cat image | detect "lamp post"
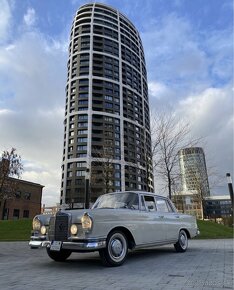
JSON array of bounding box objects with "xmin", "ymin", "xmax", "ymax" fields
[
  {"xmin": 226, "ymin": 173, "xmax": 234, "ymax": 217},
  {"xmin": 84, "ymin": 168, "xmax": 90, "ymax": 209}
]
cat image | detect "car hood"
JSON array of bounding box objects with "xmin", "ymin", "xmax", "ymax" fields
[{"xmin": 62, "ymin": 208, "xmax": 140, "ymax": 224}]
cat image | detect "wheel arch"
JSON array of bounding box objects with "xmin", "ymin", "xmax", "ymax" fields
[
  {"xmin": 108, "ymin": 226, "xmax": 136, "ymax": 250},
  {"xmin": 180, "ymin": 228, "xmax": 191, "ymax": 239}
]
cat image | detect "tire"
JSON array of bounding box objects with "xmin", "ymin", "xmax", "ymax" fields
[
  {"xmin": 174, "ymin": 230, "xmax": 188, "ymax": 253},
  {"xmin": 46, "ymin": 247, "xmax": 72, "ymax": 262},
  {"xmin": 99, "ymin": 230, "xmax": 128, "ymax": 267}
]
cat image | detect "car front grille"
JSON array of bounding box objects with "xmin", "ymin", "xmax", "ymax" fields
[{"xmin": 48, "ymin": 212, "xmax": 69, "ymax": 241}]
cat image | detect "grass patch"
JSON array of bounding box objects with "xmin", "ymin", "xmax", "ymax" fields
[
  {"xmin": 196, "ymin": 220, "xmax": 233, "ymax": 239},
  {"xmin": 0, "ymin": 218, "xmax": 233, "ymax": 241},
  {"xmin": 0, "ymin": 219, "xmax": 32, "ymax": 241}
]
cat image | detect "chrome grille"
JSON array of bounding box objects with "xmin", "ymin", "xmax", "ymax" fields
[
  {"xmin": 48, "ymin": 212, "xmax": 69, "ymax": 241},
  {"xmin": 48, "ymin": 216, "xmax": 55, "ymax": 240}
]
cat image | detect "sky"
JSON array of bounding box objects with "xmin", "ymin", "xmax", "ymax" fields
[{"xmin": 0, "ymin": 0, "xmax": 233, "ymax": 206}]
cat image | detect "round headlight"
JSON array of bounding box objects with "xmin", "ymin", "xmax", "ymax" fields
[
  {"xmin": 70, "ymin": 224, "xmax": 78, "ymax": 235},
  {"xmin": 81, "ymin": 213, "xmax": 92, "ymax": 230},
  {"xmin": 32, "ymin": 218, "xmax": 41, "ymax": 231},
  {"xmin": 40, "ymin": 226, "xmax": 47, "ymax": 235}
]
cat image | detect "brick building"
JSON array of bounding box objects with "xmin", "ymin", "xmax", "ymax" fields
[{"xmin": 0, "ymin": 178, "xmax": 43, "ymax": 220}]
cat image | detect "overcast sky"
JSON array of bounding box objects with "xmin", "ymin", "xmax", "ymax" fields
[{"xmin": 0, "ymin": 0, "xmax": 233, "ymax": 206}]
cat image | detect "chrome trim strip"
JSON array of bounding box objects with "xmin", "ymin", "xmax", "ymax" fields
[
  {"xmin": 134, "ymin": 239, "xmax": 177, "ymax": 249},
  {"xmin": 62, "ymin": 240, "xmax": 106, "ymax": 251}
]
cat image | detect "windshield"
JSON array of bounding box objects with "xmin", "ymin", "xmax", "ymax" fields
[{"xmin": 92, "ymin": 192, "xmax": 139, "ymax": 210}]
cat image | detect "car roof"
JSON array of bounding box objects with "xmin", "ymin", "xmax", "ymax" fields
[{"xmin": 104, "ymin": 191, "xmax": 168, "ymax": 200}]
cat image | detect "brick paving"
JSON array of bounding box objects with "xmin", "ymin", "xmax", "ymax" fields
[{"xmin": 0, "ymin": 239, "xmax": 233, "ymax": 290}]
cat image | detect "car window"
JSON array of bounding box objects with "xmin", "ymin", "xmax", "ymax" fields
[
  {"xmin": 156, "ymin": 197, "xmax": 173, "ymax": 212},
  {"xmin": 144, "ymin": 196, "xmax": 157, "ymax": 212},
  {"xmin": 92, "ymin": 192, "xmax": 139, "ymax": 210}
]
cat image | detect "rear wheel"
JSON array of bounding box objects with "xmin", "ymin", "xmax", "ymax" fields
[
  {"xmin": 174, "ymin": 230, "xmax": 188, "ymax": 252},
  {"xmin": 46, "ymin": 247, "xmax": 72, "ymax": 262},
  {"xmin": 99, "ymin": 230, "xmax": 128, "ymax": 267}
]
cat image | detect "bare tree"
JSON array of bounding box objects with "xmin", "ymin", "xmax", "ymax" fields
[
  {"xmin": 0, "ymin": 148, "xmax": 23, "ymax": 219},
  {"xmin": 91, "ymin": 145, "xmax": 115, "ymax": 195},
  {"xmin": 151, "ymin": 110, "xmax": 200, "ymax": 199}
]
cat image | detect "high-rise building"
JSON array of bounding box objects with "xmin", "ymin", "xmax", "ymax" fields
[
  {"xmin": 178, "ymin": 147, "xmax": 210, "ymax": 197},
  {"xmin": 60, "ymin": 3, "xmax": 154, "ymax": 207}
]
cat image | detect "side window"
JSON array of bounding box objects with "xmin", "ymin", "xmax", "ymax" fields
[
  {"xmin": 144, "ymin": 196, "xmax": 156, "ymax": 212},
  {"xmin": 156, "ymin": 198, "xmax": 173, "ymax": 212}
]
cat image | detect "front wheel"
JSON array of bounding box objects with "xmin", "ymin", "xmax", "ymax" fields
[
  {"xmin": 46, "ymin": 247, "xmax": 72, "ymax": 262},
  {"xmin": 174, "ymin": 230, "xmax": 188, "ymax": 252},
  {"xmin": 99, "ymin": 230, "xmax": 128, "ymax": 267}
]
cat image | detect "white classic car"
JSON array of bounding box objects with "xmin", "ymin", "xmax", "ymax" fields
[{"xmin": 29, "ymin": 191, "xmax": 199, "ymax": 266}]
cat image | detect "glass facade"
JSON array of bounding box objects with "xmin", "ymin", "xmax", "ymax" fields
[{"xmin": 179, "ymin": 147, "xmax": 210, "ymax": 197}]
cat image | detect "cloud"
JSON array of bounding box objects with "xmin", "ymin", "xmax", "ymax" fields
[
  {"xmin": 0, "ymin": 0, "xmax": 11, "ymax": 43},
  {"xmin": 178, "ymin": 86, "xmax": 233, "ymax": 137},
  {"xmin": 176, "ymin": 85, "xmax": 233, "ymax": 192},
  {"xmin": 0, "ymin": 6, "xmax": 68, "ymax": 206},
  {"xmin": 150, "ymin": 83, "xmax": 233, "ymax": 195},
  {"xmin": 148, "ymin": 82, "xmax": 169, "ymax": 100},
  {"xmin": 0, "ymin": 1, "xmax": 232, "ymax": 203},
  {"xmin": 142, "ymin": 12, "xmax": 231, "ymax": 98},
  {"xmin": 23, "ymin": 8, "xmax": 36, "ymax": 27},
  {"xmin": 205, "ymin": 29, "xmax": 233, "ymax": 83}
]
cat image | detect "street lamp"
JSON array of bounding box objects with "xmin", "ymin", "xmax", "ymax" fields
[
  {"xmin": 226, "ymin": 173, "xmax": 234, "ymax": 217},
  {"xmin": 84, "ymin": 168, "xmax": 90, "ymax": 209}
]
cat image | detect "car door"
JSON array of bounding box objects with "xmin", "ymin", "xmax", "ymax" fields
[
  {"xmin": 136, "ymin": 195, "xmax": 166, "ymax": 245},
  {"xmin": 155, "ymin": 197, "xmax": 180, "ymax": 241}
]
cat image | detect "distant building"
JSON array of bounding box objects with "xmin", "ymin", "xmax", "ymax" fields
[
  {"xmin": 0, "ymin": 178, "xmax": 43, "ymax": 220},
  {"xmin": 204, "ymin": 195, "xmax": 232, "ymax": 219},
  {"xmin": 172, "ymin": 192, "xmax": 203, "ymax": 219},
  {"xmin": 178, "ymin": 147, "xmax": 210, "ymax": 197},
  {"xmin": 60, "ymin": 3, "xmax": 154, "ymax": 208},
  {"xmin": 172, "ymin": 193, "xmax": 232, "ymax": 220},
  {"xmin": 41, "ymin": 204, "xmax": 60, "ymax": 215}
]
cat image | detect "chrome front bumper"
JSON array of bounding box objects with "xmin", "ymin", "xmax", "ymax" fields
[
  {"xmin": 29, "ymin": 235, "xmax": 47, "ymax": 248},
  {"xmin": 29, "ymin": 239, "xmax": 106, "ymax": 251}
]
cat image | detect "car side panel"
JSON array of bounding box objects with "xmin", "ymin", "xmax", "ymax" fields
[{"xmin": 84, "ymin": 209, "xmax": 166, "ymax": 245}]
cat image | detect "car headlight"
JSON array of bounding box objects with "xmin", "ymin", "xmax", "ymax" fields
[
  {"xmin": 81, "ymin": 213, "xmax": 92, "ymax": 231},
  {"xmin": 32, "ymin": 217, "xmax": 41, "ymax": 231},
  {"xmin": 70, "ymin": 224, "xmax": 78, "ymax": 235},
  {"xmin": 40, "ymin": 226, "xmax": 47, "ymax": 235}
]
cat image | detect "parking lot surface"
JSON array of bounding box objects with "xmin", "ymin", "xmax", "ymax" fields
[{"xmin": 0, "ymin": 239, "xmax": 233, "ymax": 290}]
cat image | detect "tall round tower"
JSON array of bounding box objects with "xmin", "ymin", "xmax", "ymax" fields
[{"xmin": 60, "ymin": 3, "xmax": 154, "ymax": 207}]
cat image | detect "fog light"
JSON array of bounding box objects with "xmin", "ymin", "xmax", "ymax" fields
[
  {"xmin": 40, "ymin": 226, "xmax": 46, "ymax": 235},
  {"xmin": 70, "ymin": 224, "xmax": 78, "ymax": 235}
]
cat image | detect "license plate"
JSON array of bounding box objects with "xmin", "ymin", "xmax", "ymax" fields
[{"xmin": 50, "ymin": 241, "xmax": 62, "ymax": 251}]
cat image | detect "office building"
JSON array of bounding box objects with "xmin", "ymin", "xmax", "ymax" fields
[{"xmin": 178, "ymin": 147, "xmax": 210, "ymax": 197}]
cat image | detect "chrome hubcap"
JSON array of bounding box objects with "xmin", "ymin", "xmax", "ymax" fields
[
  {"xmin": 180, "ymin": 233, "xmax": 187, "ymax": 249},
  {"xmin": 108, "ymin": 233, "xmax": 127, "ymax": 262},
  {"xmin": 111, "ymin": 239, "xmax": 123, "ymax": 257}
]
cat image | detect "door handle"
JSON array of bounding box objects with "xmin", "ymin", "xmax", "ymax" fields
[
  {"xmin": 175, "ymin": 215, "xmax": 180, "ymax": 218},
  {"xmin": 159, "ymin": 215, "xmax": 164, "ymax": 219}
]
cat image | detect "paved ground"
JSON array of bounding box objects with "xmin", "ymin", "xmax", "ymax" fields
[{"xmin": 0, "ymin": 239, "xmax": 233, "ymax": 290}]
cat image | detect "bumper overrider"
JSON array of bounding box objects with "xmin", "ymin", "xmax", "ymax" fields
[{"xmin": 29, "ymin": 237, "xmax": 106, "ymax": 251}]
